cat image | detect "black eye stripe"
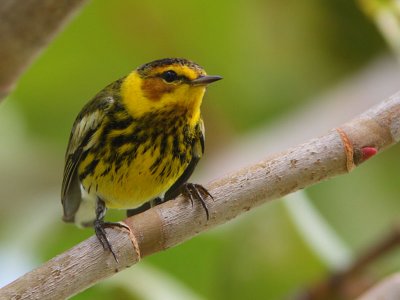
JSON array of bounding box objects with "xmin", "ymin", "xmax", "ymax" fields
[{"xmin": 159, "ymin": 70, "xmax": 190, "ymax": 83}]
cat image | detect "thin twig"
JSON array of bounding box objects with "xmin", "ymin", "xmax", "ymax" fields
[
  {"xmin": 1, "ymin": 92, "xmax": 400, "ymax": 299},
  {"xmin": 358, "ymin": 273, "xmax": 400, "ymax": 300},
  {"xmin": 296, "ymin": 224, "xmax": 400, "ymax": 300}
]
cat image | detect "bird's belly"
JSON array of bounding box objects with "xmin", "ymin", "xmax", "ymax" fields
[{"xmin": 80, "ymin": 149, "xmax": 189, "ymax": 209}]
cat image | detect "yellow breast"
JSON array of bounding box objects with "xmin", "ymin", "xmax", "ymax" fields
[
  {"xmin": 85, "ymin": 147, "xmax": 190, "ymax": 209},
  {"xmin": 78, "ymin": 110, "xmax": 195, "ymax": 209}
]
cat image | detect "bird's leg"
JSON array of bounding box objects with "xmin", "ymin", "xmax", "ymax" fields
[
  {"xmin": 150, "ymin": 197, "xmax": 163, "ymax": 207},
  {"xmin": 126, "ymin": 202, "xmax": 152, "ymax": 217},
  {"xmin": 126, "ymin": 197, "xmax": 163, "ymax": 218},
  {"xmin": 182, "ymin": 183, "xmax": 213, "ymax": 220},
  {"xmin": 94, "ymin": 198, "xmax": 130, "ymax": 263}
]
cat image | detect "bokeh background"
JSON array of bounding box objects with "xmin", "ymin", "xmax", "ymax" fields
[{"xmin": 1, "ymin": 1, "xmax": 400, "ymax": 299}]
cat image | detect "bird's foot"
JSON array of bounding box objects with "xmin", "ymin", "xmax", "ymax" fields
[
  {"xmin": 182, "ymin": 183, "xmax": 213, "ymax": 220},
  {"xmin": 94, "ymin": 220, "xmax": 130, "ymax": 263}
]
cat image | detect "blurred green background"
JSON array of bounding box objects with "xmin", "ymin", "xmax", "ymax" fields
[{"xmin": 2, "ymin": 0, "xmax": 400, "ymax": 299}]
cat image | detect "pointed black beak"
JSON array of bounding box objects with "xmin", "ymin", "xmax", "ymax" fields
[{"xmin": 191, "ymin": 75, "xmax": 223, "ymax": 86}]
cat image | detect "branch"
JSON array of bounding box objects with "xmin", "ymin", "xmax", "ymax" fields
[
  {"xmin": 1, "ymin": 92, "xmax": 400, "ymax": 299},
  {"xmin": 0, "ymin": 0, "xmax": 88, "ymax": 101},
  {"xmin": 297, "ymin": 224, "xmax": 400, "ymax": 299},
  {"xmin": 358, "ymin": 273, "xmax": 400, "ymax": 300}
]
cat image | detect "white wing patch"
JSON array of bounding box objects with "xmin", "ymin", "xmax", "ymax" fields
[{"xmin": 74, "ymin": 184, "xmax": 97, "ymax": 227}]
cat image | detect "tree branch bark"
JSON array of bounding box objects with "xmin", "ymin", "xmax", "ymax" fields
[
  {"xmin": 1, "ymin": 92, "xmax": 400, "ymax": 299},
  {"xmin": 358, "ymin": 273, "xmax": 400, "ymax": 300},
  {"xmin": 0, "ymin": 0, "xmax": 88, "ymax": 101}
]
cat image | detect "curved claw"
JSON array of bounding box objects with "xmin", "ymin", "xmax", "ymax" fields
[
  {"xmin": 94, "ymin": 199, "xmax": 128, "ymax": 263},
  {"xmin": 182, "ymin": 183, "xmax": 212, "ymax": 220},
  {"xmin": 95, "ymin": 221, "xmax": 133, "ymax": 263},
  {"xmin": 195, "ymin": 184, "xmax": 214, "ymax": 201},
  {"xmin": 94, "ymin": 220, "xmax": 119, "ymax": 263}
]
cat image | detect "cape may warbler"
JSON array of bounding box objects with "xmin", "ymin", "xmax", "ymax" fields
[{"xmin": 61, "ymin": 58, "xmax": 221, "ymax": 259}]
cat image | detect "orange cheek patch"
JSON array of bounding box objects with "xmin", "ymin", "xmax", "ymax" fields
[{"xmin": 141, "ymin": 78, "xmax": 175, "ymax": 101}]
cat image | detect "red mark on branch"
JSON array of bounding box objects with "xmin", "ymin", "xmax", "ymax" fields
[{"xmin": 361, "ymin": 147, "xmax": 378, "ymax": 161}]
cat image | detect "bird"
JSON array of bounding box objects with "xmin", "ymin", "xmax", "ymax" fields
[{"xmin": 61, "ymin": 58, "xmax": 222, "ymax": 260}]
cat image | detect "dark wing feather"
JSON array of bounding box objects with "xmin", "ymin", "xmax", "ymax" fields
[{"xmin": 61, "ymin": 96, "xmax": 113, "ymax": 222}]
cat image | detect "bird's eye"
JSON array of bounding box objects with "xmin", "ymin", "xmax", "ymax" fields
[{"xmin": 161, "ymin": 70, "xmax": 178, "ymax": 83}]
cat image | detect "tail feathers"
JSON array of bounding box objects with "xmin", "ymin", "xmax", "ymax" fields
[
  {"xmin": 61, "ymin": 172, "xmax": 82, "ymax": 224},
  {"xmin": 62, "ymin": 214, "xmax": 75, "ymax": 223}
]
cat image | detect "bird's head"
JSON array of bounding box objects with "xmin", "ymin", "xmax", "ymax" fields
[{"xmin": 121, "ymin": 58, "xmax": 222, "ymax": 123}]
